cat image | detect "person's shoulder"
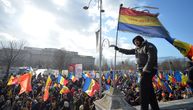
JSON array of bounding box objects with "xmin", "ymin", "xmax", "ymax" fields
[
  {"xmin": 146, "ymin": 41, "xmax": 155, "ymax": 45},
  {"xmin": 145, "ymin": 41, "xmax": 156, "ymax": 48}
]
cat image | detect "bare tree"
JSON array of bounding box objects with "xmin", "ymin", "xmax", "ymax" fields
[
  {"xmin": 53, "ymin": 49, "xmax": 71, "ymax": 73},
  {"xmin": 159, "ymin": 58, "xmax": 187, "ymax": 72},
  {"xmin": 0, "ymin": 41, "xmax": 25, "ymax": 76}
]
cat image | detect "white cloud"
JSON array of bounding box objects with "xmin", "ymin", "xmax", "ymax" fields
[
  {"xmin": 0, "ymin": 32, "xmax": 17, "ymax": 41},
  {"xmin": 0, "ymin": 0, "xmax": 148, "ymax": 63}
]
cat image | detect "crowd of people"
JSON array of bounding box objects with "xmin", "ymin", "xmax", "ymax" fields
[{"xmin": 0, "ymin": 68, "xmax": 192, "ymax": 110}]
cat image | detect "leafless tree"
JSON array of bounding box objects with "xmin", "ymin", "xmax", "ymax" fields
[
  {"xmin": 159, "ymin": 58, "xmax": 187, "ymax": 72},
  {"xmin": 53, "ymin": 49, "xmax": 72, "ymax": 73},
  {"xmin": 0, "ymin": 41, "xmax": 25, "ymax": 76}
]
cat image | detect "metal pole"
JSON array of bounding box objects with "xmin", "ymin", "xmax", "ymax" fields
[
  {"xmin": 114, "ymin": 4, "xmax": 123, "ymax": 71},
  {"xmin": 99, "ymin": 0, "xmax": 102, "ymax": 97}
]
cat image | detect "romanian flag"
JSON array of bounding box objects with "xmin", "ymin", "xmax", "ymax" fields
[
  {"xmin": 118, "ymin": 7, "xmax": 169, "ymax": 38},
  {"xmin": 69, "ymin": 74, "xmax": 77, "ymax": 82},
  {"xmin": 174, "ymin": 71, "xmax": 182, "ymax": 82},
  {"xmin": 164, "ymin": 73, "xmax": 169, "ymax": 81},
  {"xmin": 181, "ymin": 73, "xmax": 188, "ymax": 86},
  {"xmin": 83, "ymin": 78, "xmax": 100, "ymax": 97},
  {"xmin": 82, "ymin": 72, "xmax": 91, "ymax": 79},
  {"xmin": 60, "ymin": 86, "xmax": 70, "ymax": 94},
  {"xmin": 7, "ymin": 75, "xmax": 18, "ymax": 85},
  {"xmin": 18, "ymin": 73, "xmax": 32, "ymax": 95},
  {"xmin": 169, "ymin": 75, "xmax": 176, "ymax": 84},
  {"xmin": 157, "ymin": 78, "xmax": 163, "ymax": 88},
  {"xmin": 43, "ymin": 75, "xmax": 52, "ymax": 101},
  {"xmin": 57, "ymin": 74, "xmax": 68, "ymax": 86},
  {"xmin": 163, "ymin": 81, "xmax": 172, "ymax": 93},
  {"xmin": 118, "ymin": 6, "xmax": 193, "ymax": 61},
  {"xmin": 105, "ymin": 72, "xmax": 111, "ymax": 84},
  {"xmin": 167, "ymin": 38, "xmax": 193, "ymax": 61}
]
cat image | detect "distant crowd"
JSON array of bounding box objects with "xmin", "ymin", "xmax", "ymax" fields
[{"xmin": 0, "ymin": 69, "xmax": 192, "ymax": 110}]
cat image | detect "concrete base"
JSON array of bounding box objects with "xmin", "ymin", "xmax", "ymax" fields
[
  {"xmin": 134, "ymin": 97, "xmax": 193, "ymax": 110},
  {"xmin": 94, "ymin": 87, "xmax": 136, "ymax": 110}
]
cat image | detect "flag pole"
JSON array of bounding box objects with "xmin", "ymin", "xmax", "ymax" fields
[
  {"xmin": 99, "ymin": 0, "xmax": 103, "ymax": 97},
  {"xmin": 114, "ymin": 4, "xmax": 123, "ymax": 87}
]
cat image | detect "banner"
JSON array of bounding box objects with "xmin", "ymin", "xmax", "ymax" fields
[{"xmin": 75, "ymin": 64, "xmax": 83, "ymax": 78}]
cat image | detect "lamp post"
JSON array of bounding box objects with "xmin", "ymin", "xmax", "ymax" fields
[
  {"xmin": 83, "ymin": 0, "xmax": 104, "ymax": 97},
  {"xmin": 98, "ymin": 0, "xmax": 103, "ymax": 97}
]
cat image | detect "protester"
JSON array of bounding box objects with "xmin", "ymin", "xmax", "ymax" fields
[
  {"xmin": 187, "ymin": 61, "xmax": 193, "ymax": 89},
  {"xmin": 0, "ymin": 66, "xmax": 192, "ymax": 110},
  {"xmin": 114, "ymin": 35, "xmax": 160, "ymax": 110}
]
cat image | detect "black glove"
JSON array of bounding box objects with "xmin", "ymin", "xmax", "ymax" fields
[{"xmin": 114, "ymin": 46, "xmax": 119, "ymax": 51}]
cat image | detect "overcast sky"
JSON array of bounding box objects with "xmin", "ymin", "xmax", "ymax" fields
[{"xmin": 0, "ymin": 0, "xmax": 193, "ymax": 63}]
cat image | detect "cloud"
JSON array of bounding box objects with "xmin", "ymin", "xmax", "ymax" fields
[{"xmin": 0, "ymin": 0, "xmax": 148, "ymax": 63}]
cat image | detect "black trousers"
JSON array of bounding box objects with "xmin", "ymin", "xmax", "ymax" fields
[{"xmin": 140, "ymin": 72, "xmax": 160, "ymax": 110}]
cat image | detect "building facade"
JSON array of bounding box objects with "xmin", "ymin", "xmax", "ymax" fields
[{"xmin": 0, "ymin": 47, "xmax": 95, "ymax": 70}]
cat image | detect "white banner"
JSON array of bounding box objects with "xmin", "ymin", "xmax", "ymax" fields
[{"xmin": 75, "ymin": 64, "xmax": 83, "ymax": 78}]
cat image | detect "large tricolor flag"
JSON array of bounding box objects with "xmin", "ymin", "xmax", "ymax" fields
[
  {"xmin": 118, "ymin": 7, "xmax": 170, "ymax": 38},
  {"xmin": 117, "ymin": 6, "xmax": 193, "ymax": 61}
]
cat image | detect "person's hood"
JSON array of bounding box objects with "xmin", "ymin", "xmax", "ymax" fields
[
  {"xmin": 136, "ymin": 40, "xmax": 147, "ymax": 48},
  {"xmin": 132, "ymin": 35, "xmax": 144, "ymax": 45}
]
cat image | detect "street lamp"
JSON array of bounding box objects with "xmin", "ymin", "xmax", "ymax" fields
[
  {"xmin": 101, "ymin": 38, "xmax": 110, "ymax": 48},
  {"xmin": 83, "ymin": 0, "xmax": 104, "ymax": 97}
]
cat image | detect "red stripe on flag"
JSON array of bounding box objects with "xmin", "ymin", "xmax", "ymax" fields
[
  {"xmin": 120, "ymin": 7, "xmax": 157, "ymax": 17},
  {"xmin": 187, "ymin": 45, "xmax": 193, "ymax": 60}
]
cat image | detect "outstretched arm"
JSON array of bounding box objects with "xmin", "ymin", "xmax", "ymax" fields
[
  {"xmin": 118, "ymin": 48, "xmax": 135, "ymax": 55},
  {"xmin": 112, "ymin": 45, "xmax": 135, "ymax": 55}
]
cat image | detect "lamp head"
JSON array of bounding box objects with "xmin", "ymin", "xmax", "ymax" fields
[{"xmin": 83, "ymin": 6, "xmax": 89, "ymax": 10}]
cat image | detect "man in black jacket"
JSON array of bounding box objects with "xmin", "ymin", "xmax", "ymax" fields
[
  {"xmin": 114, "ymin": 35, "xmax": 160, "ymax": 110},
  {"xmin": 187, "ymin": 61, "xmax": 193, "ymax": 90}
]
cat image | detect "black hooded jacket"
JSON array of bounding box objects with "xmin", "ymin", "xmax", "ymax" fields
[{"xmin": 118, "ymin": 40, "xmax": 158, "ymax": 72}]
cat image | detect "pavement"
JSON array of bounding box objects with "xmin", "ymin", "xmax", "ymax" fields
[{"xmin": 134, "ymin": 97, "xmax": 193, "ymax": 110}]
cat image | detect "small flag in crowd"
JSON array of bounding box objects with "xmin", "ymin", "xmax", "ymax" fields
[
  {"xmin": 18, "ymin": 73, "xmax": 32, "ymax": 95},
  {"xmin": 82, "ymin": 72, "xmax": 91, "ymax": 79},
  {"xmin": 69, "ymin": 73, "xmax": 77, "ymax": 82},
  {"xmin": 43, "ymin": 75, "xmax": 52, "ymax": 101},
  {"xmin": 7, "ymin": 75, "xmax": 18, "ymax": 85},
  {"xmin": 60, "ymin": 86, "xmax": 70, "ymax": 94},
  {"xmin": 57, "ymin": 74, "xmax": 68, "ymax": 86},
  {"xmin": 82, "ymin": 78, "xmax": 100, "ymax": 97}
]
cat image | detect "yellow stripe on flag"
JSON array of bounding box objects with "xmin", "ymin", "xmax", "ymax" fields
[
  {"xmin": 119, "ymin": 15, "xmax": 162, "ymax": 26},
  {"xmin": 173, "ymin": 39, "xmax": 192, "ymax": 56}
]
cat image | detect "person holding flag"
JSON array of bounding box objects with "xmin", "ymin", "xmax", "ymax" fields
[
  {"xmin": 113, "ymin": 35, "xmax": 160, "ymax": 110},
  {"xmin": 187, "ymin": 61, "xmax": 193, "ymax": 90}
]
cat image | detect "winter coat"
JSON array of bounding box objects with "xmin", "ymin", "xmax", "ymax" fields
[{"xmin": 118, "ymin": 40, "xmax": 158, "ymax": 72}]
